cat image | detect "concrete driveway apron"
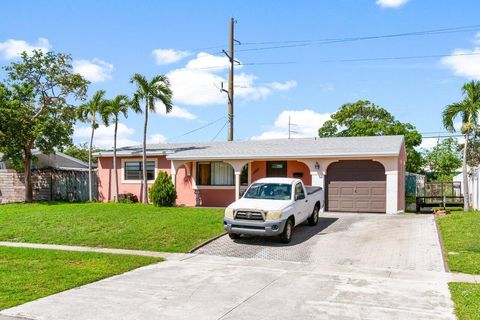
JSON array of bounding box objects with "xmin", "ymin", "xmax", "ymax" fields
[{"xmin": 1, "ymin": 213, "xmax": 455, "ymax": 320}]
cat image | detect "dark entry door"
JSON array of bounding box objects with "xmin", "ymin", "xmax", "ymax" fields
[
  {"xmin": 326, "ymin": 160, "xmax": 386, "ymax": 213},
  {"xmin": 266, "ymin": 161, "xmax": 287, "ymax": 177}
]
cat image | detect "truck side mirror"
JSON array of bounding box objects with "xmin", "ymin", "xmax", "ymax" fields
[{"xmin": 295, "ymin": 194, "xmax": 305, "ymax": 201}]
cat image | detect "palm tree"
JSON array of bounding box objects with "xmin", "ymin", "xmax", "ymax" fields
[
  {"xmin": 130, "ymin": 74, "xmax": 173, "ymax": 204},
  {"xmin": 102, "ymin": 95, "xmax": 139, "ymax": 202},
  {"xmin": 77, "ymin": 90, "xmax": 107, "ymax": 202},
  {"xmin": 443, "ymin": 80, "xmax": 480, "ymax": 211}
]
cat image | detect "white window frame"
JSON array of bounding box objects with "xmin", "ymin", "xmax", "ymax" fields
[{"xmin": 121, "ymin": 158, "xmax": 158, "ymax": 184}]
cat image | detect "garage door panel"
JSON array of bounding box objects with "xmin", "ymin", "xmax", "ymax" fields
[
  {"xmin": 339, "ymin": 200, "xmax": 354, "ymax": 210},
  {"xmin": 326, "ymin": 160, "xmax": 386, "ymax": 213},
  {"xmin": 355, "ymin": 187, "xmax": 370, "ymax": 195},
  {"xmin": 340, "ymin": 187, "xmax": 354, "ymax": 195}
]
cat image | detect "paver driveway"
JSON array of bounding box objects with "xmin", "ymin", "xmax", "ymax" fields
[{"xmin": 1, "ymin": 213, "xmax": 456, "ymax": 320}]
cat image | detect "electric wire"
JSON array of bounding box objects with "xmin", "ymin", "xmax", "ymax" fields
[{"xmin": 169, "ymin": 116, "xmax": 226, "ymax": 141}]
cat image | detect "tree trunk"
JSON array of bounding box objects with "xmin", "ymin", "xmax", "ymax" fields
[
  {"xmin": 142, "ymin": 103, "xmax": 149, "ymax": 204},
  {"xmin": 23, "ymin": 148, "xmax": 33, "ymax": 202},
  {"xmin": 463, "ymin": 134, "xmax": 470, "ymax": 211},
  {"xmin": 88, "ymin": 121, "xmax": 95, "ymax": 202},
  {"xmin": 113, "ymin": 119, "xmax": 119, "ymax": 202}
]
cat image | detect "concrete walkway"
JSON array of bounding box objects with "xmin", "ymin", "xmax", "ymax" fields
[
  {"xmin": 0, "ymin": 241, "xmax": 185, "ymax": 260},
  {"xmin": 0, "ymin": 213, "xmax": 459, "ymax": 319}
]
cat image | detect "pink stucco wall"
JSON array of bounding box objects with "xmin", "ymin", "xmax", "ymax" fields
[
  {"xmin": 98, "ymin": 155, "xmax": 173, "ymax": 203},
  {"xmin": 251, "ymin": 160, "xmax": 311, "ymax": 185},
  {"xmin": 197, "ymin": 188, "xmax": 235, "ymax": 207},
  {"xmin": 397, "ymin": 142, "xmax": 406, "ymax": 211}
]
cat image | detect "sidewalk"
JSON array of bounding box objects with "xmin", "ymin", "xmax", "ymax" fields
[{"xmin": 0, "ymin": 241, "xmax": 190, "ymax": 261}]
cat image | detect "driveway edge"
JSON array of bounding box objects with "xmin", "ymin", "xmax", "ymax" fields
[
  {"xmin": 189, "ymin": 232, "xmax": 227, "ymax": 253},
  {"xmin": 433, "ymin": 216, "xmax": 450, "ymax": 273}
]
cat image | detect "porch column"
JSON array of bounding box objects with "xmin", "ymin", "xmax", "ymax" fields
[
  {"xmin": 235, "ymin": 171, "xmax": 241, "ymax": 201},
  {"xmin": 225, "ymin": 160, "xmax": 250, "ymax": 201},
  {"xmin": 385, "ymin": 171, "xmax": 399, "ymax": 214}
]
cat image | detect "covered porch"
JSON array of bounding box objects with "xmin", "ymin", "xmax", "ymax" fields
[{"xmin": 170, "ymin": 158, "xmax": 324, "ymax": 207}]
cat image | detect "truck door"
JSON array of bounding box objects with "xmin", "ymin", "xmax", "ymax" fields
[{"xmin": 293, "ymin": 182, "xmax": 308, "ymax": 224}]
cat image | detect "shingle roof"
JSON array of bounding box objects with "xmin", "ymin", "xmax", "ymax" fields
[{"xmin": 94, "ymin": 135, "xmax": 404, "ymax": 160}]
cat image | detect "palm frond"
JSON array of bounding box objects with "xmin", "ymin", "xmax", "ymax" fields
[{"xmin": 443, "ymin": 102, "xmax": 466, "ymax": 132}]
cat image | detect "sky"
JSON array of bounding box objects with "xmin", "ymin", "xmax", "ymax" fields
[{"xmin": 0, "ymin": 0, "xmax": 479, "ymax": 150}]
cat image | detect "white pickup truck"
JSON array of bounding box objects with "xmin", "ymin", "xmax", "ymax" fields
[{"xmin": 224, "ymin": 178, "xmax": 324, "ymax": 243}]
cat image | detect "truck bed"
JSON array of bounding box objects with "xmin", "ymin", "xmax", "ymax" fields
[{"xmin": 306, "ymin": 186, "xmax": 323, "ymax": 195}]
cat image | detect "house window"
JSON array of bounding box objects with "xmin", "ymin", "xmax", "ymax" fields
[
  {"xmin": 266, "ymin": 161, "xmax": 287, "ymax": 177},
  {"xmin": 197, "ymin": 162, "xmax": 234, "ymax": 186},
  {"xmin": 124, "ymin": 161, "xmax": 155, "ymax": 180}
]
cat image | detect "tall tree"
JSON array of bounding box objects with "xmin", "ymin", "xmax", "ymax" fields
[
  {"xmin": 102, "ymin": 94, "xmax": 138, "ymax": 202},
  {"xmin": 77, "ymin": 90, "xmax": 107, "ymax": 201},
  {"xmin": 423, "ymin": 137, "xmax": 462, "ymax": 182},
  {"xmin": 0, "ymin": 50, "xmax": 88, "ymax": 202},
  {"xmin": 63, "ymin": 143, "xmax": 104, "ymax": 164},
  {"xmin": 318, "ymin": 100, "xmax": 423, "ymax": 172},
  {"xmin": 130, "ymin": 74, "xmax": 173, "ymax": 204},
  {"xmin": 443, "ymin": 80, "xmax": 480, "ymax": 211}
]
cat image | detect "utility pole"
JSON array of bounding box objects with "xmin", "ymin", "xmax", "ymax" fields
[{"xmin": 223, "ymin": 18, "xmax": 235, "ymax": 141}]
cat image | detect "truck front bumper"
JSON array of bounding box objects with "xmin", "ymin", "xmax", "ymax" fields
[{"xmin": 224, "ymin": 217, "xmax": 287, "ymax": 236}]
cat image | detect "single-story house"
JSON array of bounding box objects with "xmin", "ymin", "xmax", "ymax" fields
[
  {"xmin": 95, "ymin": 135, "xmax": 406, "ymax": 214},
  {"xmin": 0, "ymin": 151, "xmax": 91, "ymax": 203}
]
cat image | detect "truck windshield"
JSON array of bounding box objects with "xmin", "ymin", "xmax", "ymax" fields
[{"xmin": 244, "ymin": 183, "xmax": 292, "ymax": 200}]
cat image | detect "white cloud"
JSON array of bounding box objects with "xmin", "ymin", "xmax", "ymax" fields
[
  {"xmin": 74, "ymin": 123, "xmax": 170, "ymax": 148},
  {"xmin": 156, "ymin": 105, "xmax": 196, "ymax": 120},
  {"xmin": 152, "ymin": 48, "xmax": 190, "ymax": 65},
  {"xmin": 148, "ymin": 133, "xmax": 167, "ymax": 144},
  {"xmin": 319, "ymin": 83, "xmax": 335, "ymax": 92},
  {"xmin": 268, "ymin": 80, "xmax": 298, "ymax": 91},
  {"xmin": 0, "ymin": 38, "xmax": 51, "ymax": 59},
  {"xmin": 74, "ymin": 123, "xmax": 137, "ymax": 149},
  {"xmin": 419, "ymin": 138, "xmax": 439, "ymax": 150},
  {"xmin": 167, "ymin": 52, "xmax": 297, "ymax": 106},
  {"xmin": 376, "ymin": 0, "xmax": 409, "ymax": 8},
  {"xmin": 73, "ymin": 58, "xmax": 114, "ymax": 83},
  {"xmin": 442, "ymin": 47, "xmax": 480, "ymax": 80},
  {"xmin": 252, "ymin": 109, "xmax": 331, "ymax": 140}
]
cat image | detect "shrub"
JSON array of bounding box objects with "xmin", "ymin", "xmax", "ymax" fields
[
  {"xmin": 118, "ymin": 193, "xmax": 138, "ymax": 203},
  {"xmin": 149, "ymin": 171, "xmax": 177, "ymax": 207}
]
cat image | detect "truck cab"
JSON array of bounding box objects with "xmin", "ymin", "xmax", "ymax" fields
[{"xmin": 224, "ymin": 178, "xmax": 324, "ymax": 243}]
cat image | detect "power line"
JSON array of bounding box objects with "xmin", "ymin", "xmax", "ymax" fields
[
  {"xmin": 236, "ymin": 24, "xmax": 480, "ymax": 52},
  {"xmin": 212, "ymin": 120, "xmax": 229, "ymax": 141},
  {"xmin": 169, "ymin": 116, "xmax": 226, "ymax": 141},
  {"xmin": 317, "ymin": 52, "xmax": 480, "ymax": 63}
]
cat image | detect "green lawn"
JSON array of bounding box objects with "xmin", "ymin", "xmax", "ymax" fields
[
  {"xmin": 449, "ymin": 283, "xmax": 480, "ymax": 320},
  {"xmin": 437, "ymin": 211, "xmax": 480, "ymax": 274},
  {"xmin": 0, "ymin": 202, "xmax": 224, "ymax": 253},
  {"xmin": 0, "ymin": 246, "xmax": 162, "ymax": 310}
]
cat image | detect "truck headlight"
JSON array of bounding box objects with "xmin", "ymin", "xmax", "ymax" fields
[
  {"xmin": 225, "ymin": 208, "xmax": 234, "ymax": 219},
  {"xmin": 265, "ymin": 210, "xmax": 282, "ymax": 220}
]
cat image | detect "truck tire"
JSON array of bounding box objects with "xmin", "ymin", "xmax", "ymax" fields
[
  {"xmin": 279, "ymin": 218, "xmax": 293, "ymax": 243},
  {"xmin": 308, "ymin": 205, "xmax": 319, "ymax": 226},
  {"xmin": 228, "ymin": 232, "xmax": 240, "ymax": 240}
]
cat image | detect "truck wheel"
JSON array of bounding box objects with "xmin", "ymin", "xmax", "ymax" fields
[
  {"xmin": 228, "ymin": 233, "xmax": 240, "ymax": 240},
  {"xmin": 308, "ymin": 205, "xmax": 319, "ymax": 226},
  {"xmin": 280, "ymin": 218, "xmax": 293, "ymax": 243}
]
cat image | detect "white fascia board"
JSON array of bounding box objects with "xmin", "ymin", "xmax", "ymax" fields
[{"xmin": 166, "ymin": 152, "xmax": 399, "ymax": 161}]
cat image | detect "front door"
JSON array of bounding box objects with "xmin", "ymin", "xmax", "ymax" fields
[{"xmin": 266, "ymin": 161, "xmax": 287, "ymax": 177}]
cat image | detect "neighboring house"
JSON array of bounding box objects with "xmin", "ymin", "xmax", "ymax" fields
[
  {"xmin": 454, "ymin": 167, "xmax": 480, "ymax": 210},
  {"xmin": 0, "ymin": 151, "xmax": 91, "ymax": 171},
  {"xmin": 95, "ymin": 135, "xmax": 406, "ymax": 214},
  {"xmin": 0, "ymin": 151, "xmax": 92, "ymax": 203}
]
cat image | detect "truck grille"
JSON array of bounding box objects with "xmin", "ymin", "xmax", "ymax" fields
[{"xmin": 235, "ymin": 210, "xmax": 264, "ymax": 221}]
